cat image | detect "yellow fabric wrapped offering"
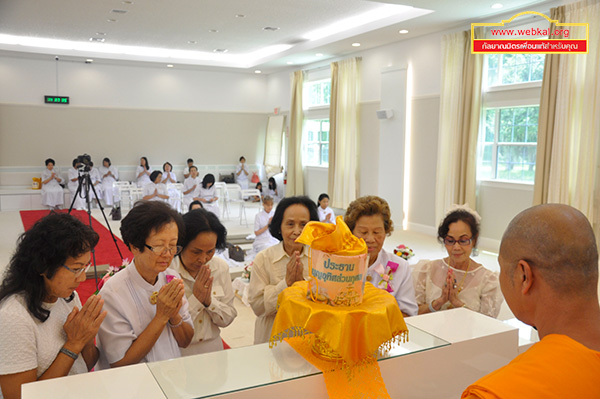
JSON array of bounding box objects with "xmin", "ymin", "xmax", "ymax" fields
[
  {"xmin": 296, "ymin": 216, "xmax": 369, "ymax": 306},
  {"xmin": 296, "ymin": 215, "xmax": 367, "ymax": 256}
]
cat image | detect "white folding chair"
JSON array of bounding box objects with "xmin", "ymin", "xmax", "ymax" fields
[
  {"xmin": 224, "ymin": 184, "xmax": 243, "ymax": 221},
  {"xmin": 113, "ymin": 181, "xmax": 133, "ymax": 209},
  {"xmin": 239, "ymin": 189, "xmax": 263, "ymax": 226},
  {"xmin": 214, "ymin": 182, "xmax": 227, "ymax": 217},
  {"xmin": 129, "ymin": 187, "xmax": 144, "ymax": 206}
]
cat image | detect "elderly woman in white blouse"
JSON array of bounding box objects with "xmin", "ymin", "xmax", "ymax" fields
[
  {"xmin": 413, "ymin": 206, "xmax": 503, "ymax": 318},
  {"xmin": 170, "ymin": 209, "xmax": 237, "ymax": 355}
]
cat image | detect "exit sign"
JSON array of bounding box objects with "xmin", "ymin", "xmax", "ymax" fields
[{"xmin": 45, "ymin": 96, "xmax": 70, "ymax": 105}]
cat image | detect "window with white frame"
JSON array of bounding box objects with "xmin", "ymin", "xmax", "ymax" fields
[
  {"xmin": 302, "ymin": 77, "xmax": 331, "ymax": 167},
  {"xmin": 478, "ymin": 53, "xmax": 545, "ymax": 183}
]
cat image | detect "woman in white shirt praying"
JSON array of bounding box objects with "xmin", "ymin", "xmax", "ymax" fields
[
  {"xmin": 143, "ymin": 171, "xmax": 169, "ymax": 203},
  {"xmin": 98, "ymin": 157, "xmax": 119, "ymax": 207},
  {"xmin": 136, "ymin": 157, "xmax": 152, "ymax": 188},
  {"xmin": 40, "ymin": 158, "xmax": 64, "ymax": 209},
  {"xmin": 235, "ymin": 156, "xmax": 249, "ymax": 190},
  {"xmin": 317, "ymin": 193, "xmax": 335, "ymax": 224},
  {"xmin": 170, "ymin": 209, "xmax": 237, "ymax": 355}
]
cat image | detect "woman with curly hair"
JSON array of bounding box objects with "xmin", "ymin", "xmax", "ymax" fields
[
  {"xmin": 0, "ymin": 213, "xmax": 106, "ymax": 399},
  {"xmin": 344, "ymin": 195, "xmax": 418, "ymax": 317}
]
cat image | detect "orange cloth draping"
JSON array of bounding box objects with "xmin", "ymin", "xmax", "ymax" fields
[
  {"xmin": 462, "ymin": 334, "xmax": 600, "ymax": 399},
  {"xmin": 270, "ymin": 281, "xmax": 408, "ymax": 399}
]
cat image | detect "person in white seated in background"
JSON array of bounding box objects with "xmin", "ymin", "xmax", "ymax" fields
[
  {"xmin": 41, "ymin": 158, "xmax": 64, "ymax": 210},
  {"xmin": 170, "ymin": 209, "xmax": 237, "ymax": 355},
  {"xmin": 182, "ymin": 158, "xmax": 194, "ymax": 180},
  {"xmin": 195, "ymin": 173, "xmax": 219, "ymax": 218},
  {"xmin": 182, "ymin": 166, "xmax": 200, "ymax": 211},
  {"xmin": 143, "ymin": 171, "xmax": 169, "ymax": 203},
  {"xmin": 162, "ymin": 162, "xmax": 181, "ymax": 212},
  {"xmin": 235, "ymin": 156, "xmax": 249, "ymax": 190},
  {"xmin": 87, "ymin": 161, "xmax": 103, "ymax": 205},
  {"xmin": 0, "ymin": 213, "xmax": 106, "ymax": 399},
  {"xmin": 317, "ymin": 193, "xmax": 335, "ymax": 224},
  {"xmin": 267, "ymin": 177, "xmax": 279, "ymax": 202},
  {"xmin": 136, "ymin": 156, "xmax": 152, "ymax": 187},
  {"xmin": 253, "ymin": 196, "xmax": 279, "ymax": 254},
  {"xmin": 344, "ymin": 195, "xmax": 418, "ymax": 317},
  {"xmin": 413, "ymin": 206, "xmax": 503, "ymax": 318},
  {"xmin": 67, "ymin": 159, "xmax": 86, "ymax": 211},
  {"xmin": 98, "ymin": 157, "xmax": 119, "ymax": 209}
]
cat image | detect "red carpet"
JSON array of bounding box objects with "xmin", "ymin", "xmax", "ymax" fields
[
  {"xmin": 20, "ymin": 209, "xmax": 132, "ymax": 268},
  {"xmin": 20, "ymin": 210, "xmax": 133, "ymax": 303}
]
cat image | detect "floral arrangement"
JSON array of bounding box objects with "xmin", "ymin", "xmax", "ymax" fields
[
  {"xmin": 378, "ymin": 261, "xmax": 399, "ymax": 293},
  {"xmin": 393, "ymin": 244, "xmax": 414, "ymax": 260},
  {"xmin": 95, "ymin": 259, "xmax": 130, "ymax": 294},
  {"xmin": 241, "ymin": 263, "xmax": 253, "ymax": 280}
]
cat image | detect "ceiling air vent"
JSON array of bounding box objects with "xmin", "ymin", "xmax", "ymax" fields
[{"xmin": 111, "ymin": 9, "xmax": 127, "ymax": 14}]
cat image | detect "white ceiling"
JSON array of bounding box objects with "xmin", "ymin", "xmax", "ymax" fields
[{"xmin": 0, "ymin": 0, "xmax": 556, "ymax": 73}]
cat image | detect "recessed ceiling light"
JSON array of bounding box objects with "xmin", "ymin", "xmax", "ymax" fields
[
  {"xmin": 85, "ymin": 59, "xmax": 94, "ymax": 63},
  {"xmin": 399, "ymin": 29, "xmax": 409, "ymax": 34},
  {"xmin": 89, "ymin": 37, "xmax": 105, "ymax": 42},
  {"xmin": 263, "ymin": 27, "xmax": 280, "ymax": 31},
  {"xmin": 254, "ymin": 70, "xmax": 262, "ymax": 74},
  {"xmin": 208, "ymin": 29, "xmax": 219, "ymax": 33},
  {"xmin": 286, "ymin": 61, "xmax": 294, "ymax": 65},
  {"xmin": 107, "ymin": 19, "xmax": 117, "ymax": 22},
  {"xmin": 351, "ymin": 42, "xmax": 361, "ymax": 47},
  {"xmin": 491, "ymin": 3, "xmax": 503, "ymax": 9},
  {"xmin": 111, "ymin": 9, "xmax": 127, "ymax": 14},
  {"xmin": 187, "ymin": 40, "xmax": 197, "ymax": 44},
  {"xmin": 167, "ymin": 64, "xmax": 174, "ymax": 68},
  {"xmin": 213, "ymin": 48, "xmax": 228, "ymax": 53},
  {"xmin": 235, "ymin": 14, "xmax": 246, "ymax": 18},
  {"xmin": 122, "ymin": 1, "xmax": 134, "ymax": 4},
  {"xmin": 96, "ymin": 32, "xmax": 106, "ymax": 36},
  {"xmin": 315, "ymin": 53, "xmax": 323, "ymax": 57}
]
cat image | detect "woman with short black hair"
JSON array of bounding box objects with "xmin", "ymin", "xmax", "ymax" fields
[
  {"xmin": 41, "ymin": 158, "xmax": 64, "ymax": 209},
  {"xmin": 0, "ymin": 213, "xmax": 106, "ymax": 398},
  {"xmin": 248, "ymin": 196, "xmax": 319, "ymax": 344},
  {"xmin": 170, "ymin": 209, "xmax": 237, "ymax": 355},
  {"xmin": 98, "ymin": 157, "xmax": 119, "ymax": 208},
  {"xmin": 143, "ymin": 171, "xmax": 169, "ymax": 203},
  {"xmin": 196, "ymin": 173, "xmax": 219, "ymax": 218},
  {"xmin": 97, "ymin": 201, "xmax": 193, "ymax": 369}
]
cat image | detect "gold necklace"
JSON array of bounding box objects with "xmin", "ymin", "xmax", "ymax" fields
[{"xmin": 455, "ymin": 260, "xmax": 471, "ymax": 293}]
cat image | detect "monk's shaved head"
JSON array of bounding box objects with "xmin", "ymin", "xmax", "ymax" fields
[{"xmin": 500, "ymin": 204, "xmax": 598, "ymax": 296}]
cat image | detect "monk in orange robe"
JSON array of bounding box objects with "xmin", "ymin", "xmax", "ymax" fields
[{"xmin": 462, "ymin": 204, "xmax": 600, "ymax": 399}]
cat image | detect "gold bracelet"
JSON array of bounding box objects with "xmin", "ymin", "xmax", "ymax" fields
[{"xmin": 168, "ymin": 318, "xmax": 183, "ymax": 328}]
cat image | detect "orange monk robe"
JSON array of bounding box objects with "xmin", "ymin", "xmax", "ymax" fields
[{"xmin": 462, "ymin": 334, "xmax": 600, "ymax": 399}]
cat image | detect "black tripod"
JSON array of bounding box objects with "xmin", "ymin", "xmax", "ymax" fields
[{"xmin": 68, "ymin": 169, "xmax": 124, "ymax": 289}]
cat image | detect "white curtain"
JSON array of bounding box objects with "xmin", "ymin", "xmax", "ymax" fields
[
  {"xmin": 287, "ymin": 70, "xmax": 305, "ymax": 196},
  {"xmin": 328, "ymin": 57, "xmax": 361, "ymax": 209},
  {"xmin": 546, "ymin": 0, "xmax": 600, "ymax": 244},
  {"xmin": 435, "ymin": 29, "xmax": 484, "ymax": 223},
  {"xmin": 263, "ymin": 115, "xmax": 285, "ymax": 177}
]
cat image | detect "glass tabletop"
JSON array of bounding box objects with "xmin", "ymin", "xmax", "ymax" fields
[{"xmin": 147, "ymin": 324, "xmax": 449, "ymax": 399}]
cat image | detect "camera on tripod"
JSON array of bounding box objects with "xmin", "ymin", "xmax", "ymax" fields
[{"xmin": 77, "ymin": 154, "xmax": 92, "ymax": 173}]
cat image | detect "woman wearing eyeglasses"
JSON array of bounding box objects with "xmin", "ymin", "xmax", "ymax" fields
[
  {"xmin": 0, "ymin": 213, "xmax": 106, "ymax": 399},
  {"xmin": 96, "ymin": 201, "xmax": 193, "ymax": 369},
  {"xmin": 413, "ymin": 206, "xmax": 503, "ymax": 317}
]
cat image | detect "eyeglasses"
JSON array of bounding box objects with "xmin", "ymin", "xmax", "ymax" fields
[
  {"xmin": 144, "ymin": 244, "xmax": 183, "ymax": 256},
  {"xmin": 443, "ymin": 237, "xmax": 472, "ymax": 246},
  {"xmin": 62, "ymin": 261, "xmax": 92, "ymax": 277}
]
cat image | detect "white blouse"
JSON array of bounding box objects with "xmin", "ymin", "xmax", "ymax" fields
[
  {"xmin": 0, "ymin": 293, "xmax": 88, "ymax": 378},
  {"xmin": 143, "ymin": 182, "xmax": 168, "ymax": 202},
  {"xmin": 366, "ymin": 249, "xmax": 418, "ymax": 316},
  {"xmin": 413, "ymin": 258, "xmax": 503, "ymax": 318},
  {"xmin": 96, "ymin": 261, "xmax": 193, "ymax": 369},
  {"xmin": 170, "ymin": 256, "xmax": 237, "ymax": 355},
  {"xmin": 318, "ymin": 206, "xmax": 335, "ymax": 224}
]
